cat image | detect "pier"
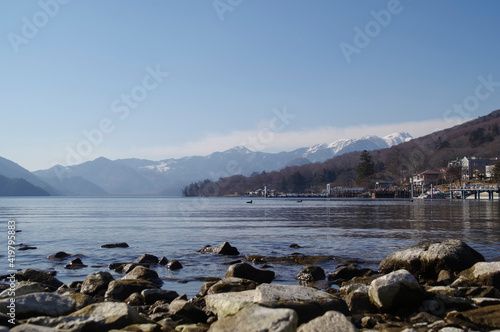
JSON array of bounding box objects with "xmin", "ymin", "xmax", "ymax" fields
[{"xmin": 449, "ymin": 185, "xmax": 500, "ymax": 200}]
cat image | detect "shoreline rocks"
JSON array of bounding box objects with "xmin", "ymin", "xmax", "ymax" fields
[{"xmin": 2, "ymin": 239, "xmax": 500, "ymax": 331}]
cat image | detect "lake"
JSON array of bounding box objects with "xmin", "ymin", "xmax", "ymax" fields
[{"xmin": 1, "ymin": 197, "xmax": 499, "ymax": 297}]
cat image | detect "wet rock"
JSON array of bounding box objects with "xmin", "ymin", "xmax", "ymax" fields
[
  {"xmin": 64, "ymin": 258, "xmax": 88, "ymax": 269},
  {"xmin": 133, "ymin": 254, "xmax": 159, "ymax": 265},
  {"xmin": 123, "ymin": 266, "xmax": 163, "ymax": 286},
  {"xmin": 198, "ymin": 281, "xmax": 219, "ymax": 297},
  {"xmin": 47, "ymin": 251, "xmax": 71, "ymax": 260},
  {"xmin": 69, "ymin": 302, "xmax": 153, "ymax": 330},
  {"xmin": 26, "ymin": 314, "xmax": 106, "ymax": 331},
  {"xmin": 459, "ymin": 261, "xmax": 500, "ymax": 289},
  {"xmin": 158, "ymin": 256, "xmax": 169, "ymax": 265},
  {"xmin": 105, "ymin": 279, "xmax": 159, "ymax": 302},
  {"xmin": 81, "ymin": 271, "xmax": 115, "ymax": 296},
  {"xmin": 167, "ymin": 259, "xmax": 183, "ymax": 270},
  {"xmin": 254, "ymin": 283, "xmax": 349, "ymax": 324},
  {"xmin": 207, "ymin": 277, "xmax": 257, "ymax": 295},
  {"xmin": 169, "ymin": 299, "xmax": 207, "ymax": 323},
  {"xmin": 445, "ymin": 303, "xmax": 500, "ymax": 330},
  {"xmin": 225, "ymin": 262, "xmax": 275, "ymax": 284},
  {"xmin": 14, "ymin": 269, "xmax": 64, "ymax": 292},
  {"xmin": 115, "ymin": 263, "xmax": 143, "ymax": 274},
  {"xmin": 378, "ymin": 240, "xmax": 484, "ymax": 280},
  {"xmin": 345, "ymin": 290, "xmax": 378, "ymax": 314},
  {"xmin": 208, "ymin": 304, "xmax": 297, "ymax": 332},
  {"xmin": 368, "ymin": 269, "xmax": 423, "ymax": 312},
  {"xmin": 199, "ymin": 242, "xmax": 239, "ymax": 255},
  {"xmin": 125, "ymin": 292, "xmax": 145, "ymax": 306},
  {"xmin": 101, "ymin": 242, "xmax": 129, "ymax": 248},
  {"xmin": 327, "ymin": 265, "xmax": 373, "ymax": 283},
  {"xmin": 297, "ymin": 310, "xmax": 358, "ymax": 332},
  {"xmin": 296, "ymin": 265, "xmax": 325, "ymax": 284},
  {"xmin": 205, "ymin": 290, "xmax": 256, "ymax": 318},
  {"xmin": 0, "ymin": 281, "xmax": 48, "ymax": 299},
  {"xmin": 66, "ymin": 293, "xmax": 96, "ymax": 310},
  {"xmin": 289, "ymin": 243, "xmax": 301, "ymax": 248},
  {"xmin": 18, "ymin": 245, "xmax": 37, "ymax": 250},
  {"xmin": 0, "ymin": 292, "xmax": 76, "ymax": 319},
  {"xmin": 141, "ymin": 289, "xmax": 179, "ymax": 304}
]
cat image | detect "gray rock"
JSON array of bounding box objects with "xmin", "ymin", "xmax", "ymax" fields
[
  {"xmin": 14, "ymin": 269, "xmax": 64, "ymax": 292},
  {"xmin": 199, "ymin": 242, "xmax": 239, "ymax": 255},
  {"xmin": 378, "ymin": 240, "xmax": 484, "ymax": 280},
  {"xmin": 133, "ymin": 254, "xmax": 159, "ymax": 265},
  {"xmin": 81, "ymin": 271, "xmax": 115, "ymax": 296},
  {"xmin": 66, "ymin": 293, "xmax": 96, "ymax": 310},
  {"xmin": 459, "ymin": 261, "xmax": 500, "ymax": 289},
  {"xmin": 167, "ymin": 259, "xmax": 183, "ymax": 270},
  {"xmin": 207, "ymin": 277, "xmax": 256, "ymax": 295},
  {"xmin": 254, "ymin": 284, "xmax": 348, "ymax": 324},
  {"xmin": 27, "ymin": 314, "xmax": 106, "ymax": 331},
  {"xmin": 169, "ymin": 299, "xmax": 207, "ymax": 323},
  {"xmin": 225, "ymin": 263, "xmax": 275, "ymax": 283},
  {"xmin": 10, "ymin": 325, "xmax": 62, "ymax": 332},
  {"xmin": 0, "ymin": 281, "xmax": 48, "ymax": 299},
  {"xmin": 368, "ymin": 269, "xmax": 423, "ymax": 312},
  {"xmin": 205, "ymin": 290, "xmax": 256, "ymax": 318},
  {"xmin": 208, "ymin": 304, "xmax": 297, "ymax": 332},
  {"xmin": 123, "ymin": 266, "xmax": 163, "ymax": 286},
  {"xmin": 47, "ymin": 251, "xmax": 71, "ymax": 260},
  {"xmin": 158, "ymin": 256, "xmax": 169, "ymax": 265},
  {"xmin": 0, "ymin": 292, "xmax": 76, "ymax": 319},
  {"xmin": 141, "ymin": 288, "xmax": 179, "ymax": 304},
  {"xmin": 105, "ymin": 279, "xmax": 159, "ymax": 302},
  {"xmin": 297, "ymin": 310, "xmax": 358, "ymax": 332},
  {"xmin": 100, "ymin": 242, "xmax": 129, "ymax": 248},
  {"xmin": 69, "ymin": 302, "xmax": 153, "ymax": 330}
]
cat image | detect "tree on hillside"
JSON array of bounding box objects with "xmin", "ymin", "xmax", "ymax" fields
[
  {"xmin": 355, "ymin": 150, "xmax": 374, "ymax": 185},
  {"xmin": 492, "ymin": 162, "xmax": 500, "ymax": 183}
]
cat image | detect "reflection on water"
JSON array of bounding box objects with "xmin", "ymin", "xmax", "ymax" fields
[{"xmin": 0, "ymin": 197, "xmax": 499, "ymax": 297}]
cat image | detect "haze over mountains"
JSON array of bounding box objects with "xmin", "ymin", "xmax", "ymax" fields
[{"xmin": 0, "ymin": 132, "xmax": 411, "ymax": 196}]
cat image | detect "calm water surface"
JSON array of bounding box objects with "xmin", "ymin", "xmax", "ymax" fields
[{"xmin": 1, "ymin": 197, "xmax": 499, "ymax": 297}]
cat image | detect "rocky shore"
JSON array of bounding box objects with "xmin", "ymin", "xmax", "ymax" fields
[{"xmin": 1, "ymin": 239, "xmax": 500, "ymax": 331}]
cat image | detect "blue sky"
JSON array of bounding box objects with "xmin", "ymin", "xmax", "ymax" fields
[{"xmin": 1, "ymin": 1, "xmax": 500, "ymax": 171}]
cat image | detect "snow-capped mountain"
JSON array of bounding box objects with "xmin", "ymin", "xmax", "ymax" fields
[{"xmin": 34, "ymin": 132, "xmax": 412, "ymax": 196}]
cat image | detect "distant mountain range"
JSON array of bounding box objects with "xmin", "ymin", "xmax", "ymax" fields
[{"xmin": 29, "ymin": 132, "xmax": 412, "ymax": 196}]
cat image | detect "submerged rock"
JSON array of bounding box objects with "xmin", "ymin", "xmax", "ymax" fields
[
  {"xmin": 167, "ymin": 259, "xmax": 183, "ymax": 270},
  {"xmin": 199, "ymin": 242, "xmax": 240, "ymax": 255},
  {"xmin": 47, "ymin": 252, "xmax": 71, "ymax": 260},
  {"xmin": 378, "ymin": 240, "xmax": 485, "ymax": 280},
  {"xmin": 133, "ymin": 254, "xmax": 159, "ymax": 265},
  {"xmin": 64, "ymin": 258, "xmax": 88, "ymax": 269},
  {"xmin": 296, "ymin": 265, "xmax": 326, "ymax": 285},
  {"xmin": 100, "ymin": 242, "xmax": 129, "ymax": 249},
  {"xmin": 225, "ymin": 263, "xmax": 274, "ymax": 284}
]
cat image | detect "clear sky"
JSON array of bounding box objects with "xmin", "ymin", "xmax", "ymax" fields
[{"xmin": 1, "ymin": 1, "xmax": 500, "ymax": 171}]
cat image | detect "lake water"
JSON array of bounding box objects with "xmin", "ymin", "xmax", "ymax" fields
[{"xmin": 1, "ymin": 197, "xmax": 499, "ymax": 298}]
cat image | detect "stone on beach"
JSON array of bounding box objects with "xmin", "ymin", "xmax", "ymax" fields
[
  {"xmin": 459, "ymin": 261, "xmax": 500, "ymax": 289},
  {"xmin": 207, "ymin": 304, "xmax": 297, "ymax": 332},
  {"xmin": 378, "ymin": 239, "xmax": 485, "ymax": 280},
  {"xmin": 141, "ymin": 289, "xmax": 179, "ymax": 304},
  {"xmin": 295, "ymin": 265, "xmax": 326, "ymax": 284},
  {"xmin": 80, "ymin": 271, "xmax": 115, "ymax": 296},
  {"xmin": 15, "ymin": 269, "xmax": 64, "ymax": 292},
  {"xmin": 207, "ymin": 277, "xmax": 257, "ymax": 295},
  {"xmin": 0, "ymin": 292, "xmax": 76, "ymax": 319},
  {"xmin": 205, "ymin": 290, "xmax": 256, "ymax": 318},
  {"xmin": 105, "ymin": 279, "xmax": 159, "ymax": 302},
  {"xmin": 297, "ymin": 310, "xmax": 358, "ymax": 332},
  {"xmin": 0, "ymin": 281, "xmax": 48, "ymax": 299},
  {"xmin": 47, "ymin": 251, "xmax": 71, "ymax": 260},
  {"xmin": 123, "ymin": 265, "xmax": 163, "ymax": 286},
  {"xmin": 133, "ymin": 254, "xmax": 159, "ymax": 265},
  {"xmin": 225, "ymin": 262, "xmax": 275, "ymax": 283},
  {"xmin": 167, "ymin": 259, "xmax": 183, "ymax": 270},
  {"xmin": 254, "ymin": 284, "xmax": 349, "ymax": 324},
  {"xmin": 368, "ymin": 269, "xmax": 423, "ymax": 312}
]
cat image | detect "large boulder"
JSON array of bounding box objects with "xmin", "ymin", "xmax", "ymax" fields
[
  {"xmin": 81, "ymin": 271, "xmax": 115, "ymax": 296},
  {"xmin": 0, "ymin": 281, "xmax": 47, "ymax": 299},
  {"xmin": 26, "ymin": 314, "xmax": 106, "ymax": 331},
  {"xmin": 208, "ymin": 304, "xmax": 297, "ymax": 332},
  {"xmin": 459, "ymin": 261, "xmax": 500, "ymax": 289},
  {"xmin": 254, "ymin": 284, "xmax": 348, "ymax": 324},
  {"xmin": 368, "ymin": 269, "xmax": 423, "ymax": 312},
  {"xmin": 297, "ymin": 310, "xmax": 358, "ymax": 332},
  {"xmin": 0, "ymin": 293, "xmax": 76, "ymax": 319},
  {"xmin": 225, "ymin": 263, "xmax": 275, "ymax": 283},
  {"xmin": 378, "ymin": 240, "xmax": 485, "ymax": 279},
  {"xmin": 105, "ymin": 279, "xmax": 159, "ymax": 302}
]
